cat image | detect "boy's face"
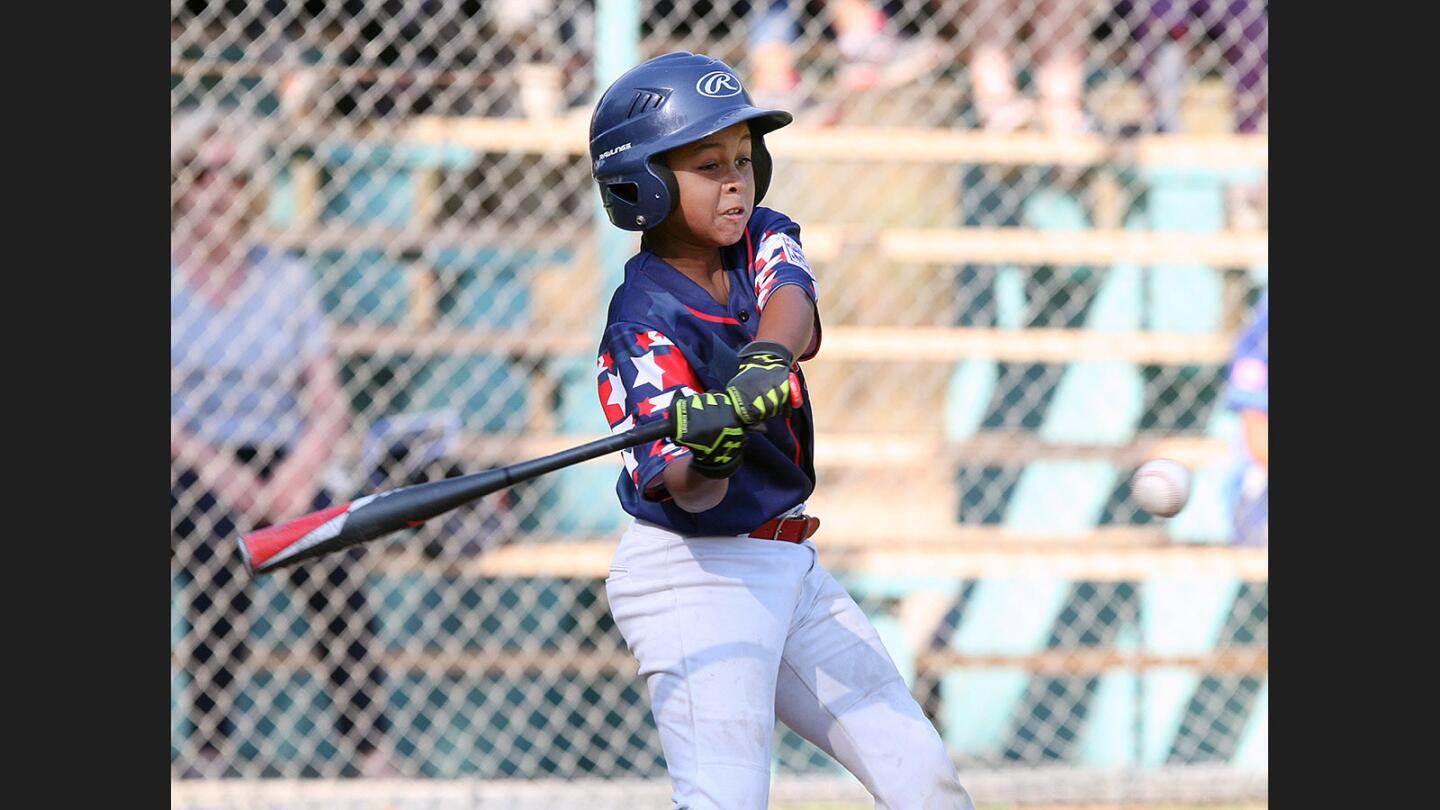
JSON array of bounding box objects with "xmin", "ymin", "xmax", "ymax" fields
[
  {"xmin": 657, "ymin": 122, "xmax": 756, "ymax": 248},
  {"xmin": 173, "ymin": 135, "xmax": 264, "ymax": 241}
]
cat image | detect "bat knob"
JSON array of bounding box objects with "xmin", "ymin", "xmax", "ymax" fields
[
  {"xmin": 788, "ymin": 372, "xmax": 803, "ymax": 409},
  {"xmin": 236, "ymin": 532, "xmax": 255, "ymax": 573}
]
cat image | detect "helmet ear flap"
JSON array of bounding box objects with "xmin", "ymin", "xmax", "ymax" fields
[
  {"xmin": 651, "ymin": 162, "xmax": 680, "ymax": 222},
  {"xmin": 598, "ymin": 180, "xmax": 642, "ymax": 230},
  {"xmin": 752, "ymin": 134, "xmax": 774, "ymax": 206},
  {"xmin": 598, "ymin": 163, "xmax": 681, "ymax": 231}
]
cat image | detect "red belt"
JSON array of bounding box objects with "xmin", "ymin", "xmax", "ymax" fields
[{"xmin": 749, "ymin": 515, "xmax": 821, "ymax": 543}]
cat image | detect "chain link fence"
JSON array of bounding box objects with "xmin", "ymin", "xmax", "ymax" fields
[{"xmin": 172, "ymin": 0, "xmax": 1266, "ymax": 804}]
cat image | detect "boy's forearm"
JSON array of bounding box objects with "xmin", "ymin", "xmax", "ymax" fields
[
  {"xmin": 661, "ymin": 456, "xmax": 730, "ymax": 513},
  {"xmin": 754, "ymin": 285, "xmax": 815, "ymax": 360}
]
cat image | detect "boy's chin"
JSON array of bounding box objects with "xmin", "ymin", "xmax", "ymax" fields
[{"xmin": 710, "ymin": 221, "xmax": 747, "ymax": 246}]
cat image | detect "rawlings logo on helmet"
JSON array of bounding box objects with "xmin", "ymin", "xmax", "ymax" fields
[
  {"xmin": 596, "ymin": 142, "xmax": 632, "ymax": 162},
  {"xmin": 695, "ymin": 71, "xmax": 742, "ymax": 98}
]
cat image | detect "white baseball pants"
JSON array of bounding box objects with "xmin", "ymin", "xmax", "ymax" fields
[{"xmin": 605, "ymin": 519, "xmax": 974, "ymax": 810}]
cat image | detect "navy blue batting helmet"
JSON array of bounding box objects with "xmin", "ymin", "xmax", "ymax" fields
[{"xmin": 589, "ymin": 52, "xmax": 793, "ymax": 231}]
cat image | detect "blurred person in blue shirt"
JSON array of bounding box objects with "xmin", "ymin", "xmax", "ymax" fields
[
  {"xmin": 1224, "ymin": 290, "xmax": 1267, "ymax": 547},
  {"xmin": 170, "ymin": 110, "xmax": 395, "ymax": 777}
]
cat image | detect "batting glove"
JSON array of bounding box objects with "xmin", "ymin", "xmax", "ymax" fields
[
  {"xmin": 668, "ymin": 391, "xmax": 748, "ymax": 479},
  {"xmin": 725, "ymin": 340, "xmax": 796, "ymax": 426}
]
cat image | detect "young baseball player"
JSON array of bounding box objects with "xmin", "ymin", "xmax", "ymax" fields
[{"xmin": 590, "ymin": 52, "xmax": 974, "ymax": 810}]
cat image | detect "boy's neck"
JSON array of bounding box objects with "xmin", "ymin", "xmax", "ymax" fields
[
  {"xmin": 665, "ymin": 252, "xmax": 724, "ymax": 281},
  {"xmin": 644, "ymin": 234, "xmax": 729, "ymax": 302}
]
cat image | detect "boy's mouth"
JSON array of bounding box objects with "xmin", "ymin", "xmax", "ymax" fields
[{"xmin": 721, "ymin": 206, "xmax": 746, "ymax": 221}]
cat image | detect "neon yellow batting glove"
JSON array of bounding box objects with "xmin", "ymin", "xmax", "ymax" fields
[
  {"xmin": 725, "ymin": 340, "xmax": 796, "ymax": 426},
  {"xmin": 667, "ymin": 391, "xmax": 748, "ymax": 479}
]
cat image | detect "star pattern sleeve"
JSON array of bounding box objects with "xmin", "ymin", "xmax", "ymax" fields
[
  {"xmin": 748, "ymin": 212, "xmax": 822, "ymax": 361},
  {"xmin": 597, "ymin": 323, "xmax": 704, "ymax": 499},
  {"xmin": 752, "ymin": 225, "xmax": 818, "ymax": 312}
]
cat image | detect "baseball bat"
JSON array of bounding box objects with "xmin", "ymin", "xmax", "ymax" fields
[
  {"xmin": 238, "ymin": 418, "xmax": 670, "ymax": 575},
  {"xmin": 239, "ymin": 373, "xmax": 803, "ymax": 575}
]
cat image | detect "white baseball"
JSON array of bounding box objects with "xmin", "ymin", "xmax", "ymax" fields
[{"xmin": 1130, "ymin": 459, "xmax": 1191, "ymax": 518}]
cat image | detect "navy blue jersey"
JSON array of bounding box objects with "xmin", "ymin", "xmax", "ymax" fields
[
  {"xmin": 596, "ymin": 206, "xmax": 822, "ymax": 536},
  {"xmin": 1225, "ymin": 290, "xmax": 1268, "ymax": 416},
  {"xmin": 1225, "ymin": 289, "xmax": 1268, "ymax": 546}
]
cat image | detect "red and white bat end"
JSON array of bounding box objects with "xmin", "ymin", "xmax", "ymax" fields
[{"xmin": 238, "ymin": 501, "xmax": 356, "ymax": 575}]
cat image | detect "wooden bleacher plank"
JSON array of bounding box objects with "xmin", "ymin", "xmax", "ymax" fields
[
  {"xmin": 371, "ymin": 542, "xmax": 1267, "ymax": 582},
  {"xmin": 778, "ymin": 129, "xmax": 1268, "ymax": 171},
  {"xmin": 262, "ymin": 224, "xmax": 582, "ymax": 252},
  {"xmin": 865, "ymin": 227, "xmax": 1267, "ymax": 267},
  {"xmin": 915, "ymin": 647, "xmax": 1267, "ymax": 676},
  {"xmin": 404, "ymin": 116, "xmax": 1267, "ymax": 171},
  {"xmin": 835, "ymin": 527, "xmax": 1175, "ymax": 547},
  {"xmin": 817, "ymin": 432, "xmax": 1224, "ymax": 468},
  {"xmin": 178, "ymin": 644, "xmax": 1265, "ymax": 678},
  {"xmin": 211, "ymin": 647, "xmax": 639, "ymax": 678},
  {"xmin": 333, "ymin": 325, "xmax": 1234, "ymax": 364},
  {"xmin": 327, "ymin": 426, "xmax": 1226, "ymax": 471},
  {"xmin": 271, "ymin": 224, "xmax": 1265, "ymax": 267},
  {"xmin": 828, "ymin": 545, "xmax": 1267, "ymax": 582},
  {"xmin": 332, "ymin": 325, "xmax": 586, "ymax": 357},
  {"xmin": 812, "ymin": 326, "xmax": 1234, "ymax": 364}
]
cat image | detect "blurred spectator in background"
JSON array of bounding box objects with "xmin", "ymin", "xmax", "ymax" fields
[
  {"xmin": 1224, "ymin": 289, "xmax": 1267, "ymax": 547},
  {"xmin": 170, "ymin": 110, "xmax": 397, "ymax": 777},
  {"xmin": 747, "ymin": 0, "xmax": 946, "ymax": 117},
  {"xmin": 491, "ymin": 0, "xmax": 596, "ymax": 119},
  {"xmin": 1115, "ymin": 0, "xmax": 1268, "ymax": 134},
  {"xmin": 328, "ymin": 0, "xmax": 474, "ymax": 119},
  {"xmin": 1113, "ymin": 0, "xmax": 1269, "ymax": 230},
  {"xmin": 961, "ymin": 0, "xmax": 1096, "ymax": 133}
]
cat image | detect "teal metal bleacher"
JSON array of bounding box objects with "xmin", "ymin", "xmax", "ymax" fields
[{"xmin": 910, "ymin": 163, "xmax": 1266, "ymax": 769}]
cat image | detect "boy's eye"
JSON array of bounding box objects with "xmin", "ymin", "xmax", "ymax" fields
[{"xmin": 696, "ymin": 157, "xmax": 752, "ymax": 171}]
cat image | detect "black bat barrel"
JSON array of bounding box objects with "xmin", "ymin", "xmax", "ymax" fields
[{"xmin": 241, "ymin": 419, "xmax": 672, "ymax": 575}]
